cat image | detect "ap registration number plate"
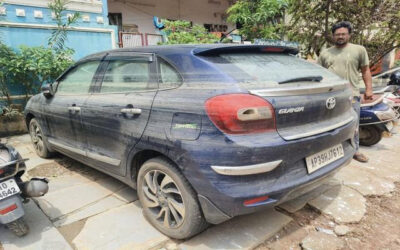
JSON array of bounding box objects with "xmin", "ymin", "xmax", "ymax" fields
[
  {"xmin": 305, "ymin": 144, "xmax": 344, "ymax": 174},
  {"xmin": 0, "ymin": 179, "xmax": 20, "ymax": 201}
]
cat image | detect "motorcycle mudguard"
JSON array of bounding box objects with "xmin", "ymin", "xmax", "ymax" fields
[{"xmin": 0, "ymin": 195, "xmax": 24, "ymax": 224}]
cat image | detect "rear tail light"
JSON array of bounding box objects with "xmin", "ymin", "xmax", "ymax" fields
[
  {"xmin": 205, "ymin": 94, "xmax": 276, "ymax": 134},
  {"xmin": 0, "ymin": 204, "xmax": 17, "ymax": 215}
]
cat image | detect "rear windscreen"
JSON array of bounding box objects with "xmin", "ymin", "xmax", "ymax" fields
[{"xmin": 201, "ymin": 53, "xmax": 342, "ymax": 86}]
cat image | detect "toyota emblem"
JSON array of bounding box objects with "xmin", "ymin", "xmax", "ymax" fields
[{"xmin": 326, "ymin": 97, "xmax": 336, "ymax": 110}]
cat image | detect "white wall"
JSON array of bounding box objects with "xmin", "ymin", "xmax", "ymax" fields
[
  {"xmin": 107, "ymin": 0, "xmax": 235, "ymax": 34},
  {"xmin": 4, "ymin": 0, "xmax": 103, "ymax": 13}
]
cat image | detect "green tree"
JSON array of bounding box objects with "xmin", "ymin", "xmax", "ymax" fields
[
  {"xmin": 0, "ymin": 44, "xmax": 16, "ymax": 106},
  {"xmin": 161, "ymin": 20, "xmax": 219, "ymax": 44},
  {"xmin": 48, "ymin": 0, "xmax": 80, "ymax": 51},
  {"xmin": 227, "ymin": 0, "xmax": 288, "ymax": 41},
  {"xmin": 7, "ymin": 46, "xmax": 74, "ymax": 102},
  {"xmin": 286, "ymin": 0, "xmax": 400, "ymax": 66}
]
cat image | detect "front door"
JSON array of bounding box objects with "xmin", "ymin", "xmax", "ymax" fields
[
  {"xmin": 43, "ymin": 60, "xmax": 101, "ymax": 154},
  {"xmin": 82, "ymin": 53, "xmax": 158, "ymax": 176}
]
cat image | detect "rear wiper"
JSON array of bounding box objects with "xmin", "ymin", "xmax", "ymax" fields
[{"xmin": 278, "ymin": 76, "xmax": 323, "ymax": 84}]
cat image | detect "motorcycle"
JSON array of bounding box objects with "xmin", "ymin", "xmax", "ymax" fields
[
  {"xmin": 0, "ymin": 143, "xmax": 49, "ymax": 236},
  {"xmin": 383, "ymin": 70, "xmax": 400, "ymax": 112},
  {"xmin": 359, "ymin": 94, "xmax": 398, "ymax": 146}
]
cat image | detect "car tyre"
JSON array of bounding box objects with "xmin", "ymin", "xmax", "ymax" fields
[
  {"xmin": 29, "ymin": 118, "xmax": 52, "ymax": 158},
  {"xmin": 137, "ymin": 156, "xmax": 208, "ymax": 239},
  {"xmin": 359, "ymin": 125, "xmax": 382, "ymax": 146}
]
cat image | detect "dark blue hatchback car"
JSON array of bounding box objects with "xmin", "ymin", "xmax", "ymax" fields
[{"xmin": 25, "ymin": 44, "xmax": 357, "ymax": 239}]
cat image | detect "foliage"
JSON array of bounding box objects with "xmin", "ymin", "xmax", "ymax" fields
[
  {"xmin": 48, "ymin": 0, "xmax": 80, "ymax": 51},
  {"xmin": 0, "ymin": 44, "xmax": 74, "ymax": 103},
  {"xmin": 286, "ymin": 0, "xmax": 400, "ymax": 66},
  {"xmin": 0, "ymin": 43, "xmax": 16, "ymax": 106},
  {"xmin": 0, "ymin": 106, "xmax": 23, "ymax": 120},
  {"xmin": 161, "ymin": 20, "xmax": 219, "ymax": 44},
  {"xmin": 395, "ymin": 60, "xmax": 400, "ymax": 67},
  {"xmin": 227, "ymin": 0, "xmax": 288, "ymax": 41}
]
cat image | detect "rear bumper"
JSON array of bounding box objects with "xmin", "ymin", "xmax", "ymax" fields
[
  {"xmin": 198, "ymin": 157, "xmax": 349, "ymax": 224},
  {"xmin": 197, "ymin": 154, "xmax": 352, "ymax": 224},
  {"xmin": 178, "ymin": 115, "xmax": 357, "ymax": 223}
]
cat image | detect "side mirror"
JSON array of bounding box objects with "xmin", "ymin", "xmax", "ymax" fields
[{"xmin": 42, "ymin": 84, "xmax": 54, "ymax": 98}]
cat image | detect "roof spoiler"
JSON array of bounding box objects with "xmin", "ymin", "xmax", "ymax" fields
[{"xmin": 193, "ymin": 45, "xmax": 299, "ymax": 56}]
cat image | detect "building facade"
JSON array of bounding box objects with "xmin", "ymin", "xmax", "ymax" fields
[
  {"xmin": 0, "ymin": 0, "xmax": 117, "ymax": 59},
  {"xmin": 0, "ymin": 0, "xmax": 236, "ymax": 107},
  {"xmin": 107, "ymin": 0, "xmax": 236, "ymax": 47}
]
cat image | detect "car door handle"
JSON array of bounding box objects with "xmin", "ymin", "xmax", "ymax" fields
[
  {"xmin": 120, "ymin": 108, "xmax": 142, "ymax": 115},
  {"xmin": 68, "ymin": 106, "xmax": 81, "ymax": 113}
]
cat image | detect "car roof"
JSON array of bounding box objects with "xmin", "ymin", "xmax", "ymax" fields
[
  {"xmin": 79, "ymin": 44, "xmax": 299, "ymax": 62},
  {"xmin": 75, "ymin": 44, "xmax": 300, "ymax": 84}
]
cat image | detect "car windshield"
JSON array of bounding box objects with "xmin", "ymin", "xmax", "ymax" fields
[{"xmin": 202, "ymin": 53, "xmax": 342, "ymax": 87}]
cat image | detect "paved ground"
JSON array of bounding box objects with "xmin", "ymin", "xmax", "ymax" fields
[{"xmin": 0, "ymin": 128, "xmax": 399, "ymax": 250}]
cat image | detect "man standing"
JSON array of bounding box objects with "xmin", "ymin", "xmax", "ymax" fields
[{"xmin": 318, "ymin": 21, "xmax": 373, "ymax": 163}]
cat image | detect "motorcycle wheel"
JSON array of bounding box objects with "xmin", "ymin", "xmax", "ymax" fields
[
  {"xmin": 6, "ymin": 217, "xmax": 29, "ymax": 237},
  {"xmin": 359, "ymin": 126, "xmax": 382, "ymax": 146}
]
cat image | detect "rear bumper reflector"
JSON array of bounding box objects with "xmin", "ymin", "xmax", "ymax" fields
[
  {"xmin": 0, "ymin": 204, "xmax": 17, "ymax": 215},
  {"xmin": 211, "ymin": 160, "xmax": 282, "ymax": 176},
  {"xmin": 243, "ymin": 196, "xmax": 270, "ymax": 207}
]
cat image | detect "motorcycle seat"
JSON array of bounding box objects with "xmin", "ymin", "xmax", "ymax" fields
[{"xmin": 360, "ymin": 94, "xmax": 384, "ymax": 107}]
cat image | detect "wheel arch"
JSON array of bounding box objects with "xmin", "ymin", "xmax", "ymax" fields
[
  {"xmin": 129, "ymin": 149, "xmax": 178, "ymax": 186},
  {"xmin": 25, "ymin": 113, "xmax": 35, "ymax": 129}
]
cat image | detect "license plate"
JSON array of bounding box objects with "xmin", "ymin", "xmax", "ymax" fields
[
  {"xmin": 305, "ymin": 144, "xmax": 344, "ymax": 174},
  {"xmin": 0, "ymin": 179, "xmax": 20, "ymax": 201}
]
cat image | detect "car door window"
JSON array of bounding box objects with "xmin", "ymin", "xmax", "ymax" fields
[
  {"xmin": 100, "ymin": 60, "xmax": 155, "ymax": 93},
  {"xmin": 57, "ymin": 61, "xmax": 100, "ymax": 94},
  {"xmin": 159, "ymin": 59, "xmax": 182, "ymax": 89}
]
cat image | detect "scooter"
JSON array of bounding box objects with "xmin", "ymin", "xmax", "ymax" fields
[
  {"xmin": 359, "ymin": 95, "xmax": 398, "ymax": 146},
  {"xmin": 0, "ymin": 143, "xmax": 49, "ymax": 236}
]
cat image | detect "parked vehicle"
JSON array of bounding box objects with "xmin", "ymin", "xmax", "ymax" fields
[
  {"xmin": 384, "ymin": 70, "xmax": 400, "ymax": 112},
  {"xmin": 370, "ymin": 66, "xmax": 400, "ymax": 87},
  {"xmin": 359, "ymin": 94, "xmax": 398, "ymax": 146},
  {"xmin": 24, "ymin": 44, "xmax": 358, "ymax": 239},
  {"xmin": 0, "ymin": 143, "xmax": 49, "ymax": 236}
]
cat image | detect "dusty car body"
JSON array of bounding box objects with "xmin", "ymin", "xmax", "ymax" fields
[{"xmin": 25, "ymin": 44, "xmax": 357, "ymax": 239}]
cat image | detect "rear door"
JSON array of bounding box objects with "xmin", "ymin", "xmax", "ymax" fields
[
  {"xmin": 82, "ymin": 52, "xmax": 158, "ymax": 176},
  {"xmin": 43, "ymin": 60, "xmax": 101, "ymax": 152}
]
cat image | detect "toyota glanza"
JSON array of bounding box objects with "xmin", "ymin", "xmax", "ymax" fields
[{"xmin": 24, "ymin": 44, "xmax": 357, "ymax": 239}]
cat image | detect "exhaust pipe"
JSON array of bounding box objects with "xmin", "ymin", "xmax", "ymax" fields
[{"xmin": 22, "ymin": 178, "xmax": 49, "ymax": 197}]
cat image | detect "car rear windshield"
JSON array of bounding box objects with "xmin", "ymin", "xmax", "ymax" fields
[{"xmin": 202, "ymin": 53, "xmax": 342, "ymax": 87}]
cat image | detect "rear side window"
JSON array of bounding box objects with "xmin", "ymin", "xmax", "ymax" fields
[
  {"xmin": 100, "ymin": 60, "xmax": 155, "ymax": 93},
  {"xmin": 202, "ymin": 53, "xmax": 341, "ymax": 86},
  {"xmin": 158, "ymin": 59, "xmax": 182, "ymax": 89},
  {"xmin": 57, "ymin": 61, "xmax": 100, "ymax": 94}
]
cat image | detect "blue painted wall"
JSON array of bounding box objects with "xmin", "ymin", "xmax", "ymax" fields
[
  {"xmin": 0, "ymin": 3, "xmax": 117, "ymax": 60},
  {"xmin": 2, "ymin": 26, "xmax": 113, "ymax": 59},
  {"xmin": 0, "ymin": 1, "xmax": 117, "ymax": 107}
]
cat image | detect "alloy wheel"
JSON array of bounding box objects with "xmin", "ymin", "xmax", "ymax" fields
[
  {"xmin": 30, "ymin": 122, "xmax": 44, "ymax": 154},
  {"xmin": 141, "ymin": 170, "xmax": 185, "ymax": 229}
]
